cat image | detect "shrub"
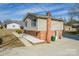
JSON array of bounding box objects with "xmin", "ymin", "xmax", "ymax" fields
[
  {"xmin": 4, "ymin": 24, "xmax": 7, "ymax": 28},
  {"xmin": 0, "ymin": 25, "xmax": 3, "ymax": 29},
  {"xmin": 16, "ymin": 29, "xmax": 23, "ymax": 34},
  {"xmin": 0, "ymin": 38, "xmax": 3, "ymax": 45},
  {"xmin": 20, "ymin": 25, "xmax": 24, "ymax": 29},
  {"xmin": 76, "ymin": 29, "xmax": 79, "ymax": 34}
]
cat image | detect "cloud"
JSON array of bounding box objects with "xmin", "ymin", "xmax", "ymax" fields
[
  {"xmin": 14, "ymin": 3, "xmax": 67, "ymax": 16},
  {"xmin": 0, "ymin": 3, "xmax": 77, "ymax": 21},
  {"xmin": 53, "ymin": 10, "xmax": 68, "ymax": 16}
]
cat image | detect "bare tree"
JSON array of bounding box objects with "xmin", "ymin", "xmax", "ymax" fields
[
  {"xmin": 3, "ymin": 19, "xmax": 13, "ymax": 24},
  {"xmin": 68, "ymin": 3, "xmax": 79, "ymax": 26}
]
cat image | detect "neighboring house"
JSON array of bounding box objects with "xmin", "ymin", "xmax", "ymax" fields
[
  {"xmin": 23, "ymin": 12, "xmax": 64, "ymax": 42},
  {"xmin": 7, "ymin": 23, "xmax": 21, "ymax": 29},
  {"xmin": 72, "ymin": 24, "xmax": 79, "ymax": 29},
  {"xmin": 64, "ymin": 25, "xmax": 77, "ymax": 32}
]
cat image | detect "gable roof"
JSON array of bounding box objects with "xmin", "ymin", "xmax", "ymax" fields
[
  {"xmin": 23, "ymin": 13, "xmax": 63, "ymax": 22},
  {"xmin": 72, "ymin": 23, "xmax": 79, "ymax": 28},
  {"xmin": 7, "ymin": 23, "xmax": 20, "ymax": 25},
  {"xmin": 5, "ymin": 20, "xmax": 25, "ymax": 26}
]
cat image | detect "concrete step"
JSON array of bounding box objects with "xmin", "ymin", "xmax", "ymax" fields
[
  {"xmin": 22, "ymin": 34, "xmax": 45, "ymax": 44},
  {"xmin": 12, "ymin": 32, "xmax": 32, "ymax": 46}
]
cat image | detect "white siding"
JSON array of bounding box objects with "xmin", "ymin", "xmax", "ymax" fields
[
  {"xmin": 25, "ymin": 18, "xmax": 63, "ymax": 31},
  {"xmin": 37, "ymin": 19, "xmax": 47, "ymax": 31},
  {"xmin": 24, "ymin": 18, "xmax": 31, "ymax": 30},
  {"xmin": 24, "ymin": 18, "xmax": 37, "ymax": 31},
  {"xmin": 7, "ymin": 23, "xmax": 20, "ymax": 29},
  {"xmin": 51, "ymin": 20, "xmax": 63, "ymax": 30}
]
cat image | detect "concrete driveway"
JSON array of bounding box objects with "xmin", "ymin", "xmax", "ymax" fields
[{"xmin": 0, "ymin": 37, "xmax": 79, "ymax": 56}]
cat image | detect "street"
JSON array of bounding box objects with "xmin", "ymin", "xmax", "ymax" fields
[{"xmin": 63, "ymin": 32, "xmax": 79, "ymax": 41}]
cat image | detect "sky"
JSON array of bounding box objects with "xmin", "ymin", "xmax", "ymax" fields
[{"xmin": 0, "ymin": 3, "xmax": 79, "ymax": 21}]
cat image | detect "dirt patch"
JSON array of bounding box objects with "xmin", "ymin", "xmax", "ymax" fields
[{"xmin": 0, "ymin": 29, "xmax": 25, "ymax": 48}]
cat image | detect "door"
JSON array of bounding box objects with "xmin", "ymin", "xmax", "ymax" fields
[{"xmin": 55, "ymin": 31, "xmax": 58, "ymax": 40}]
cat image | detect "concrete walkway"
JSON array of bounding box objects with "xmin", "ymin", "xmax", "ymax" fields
[
  {"xmin": 12, "ymin": 32, "xmax": 45, "ymax": 45},
  {"xmin": 22, "ymin": 34, "xmax": 45, "ymax": 44},
  {"xmin": 12, "ymin": 32, "xmax": 32, "ymax": 46}
]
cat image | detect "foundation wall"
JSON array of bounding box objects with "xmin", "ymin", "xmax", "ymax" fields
[
  {"xmin": 24, "ymin": 30, "xmax": 47, "ymax": 40},
  {"xmin": 24, "ymin": 30, "xmax": 63, "ymax": 41},
  {"xmin": 37, "ymin": 31, "xmax": 47, "ymax": 40},
  {"xmin": 24, "ymin": 30, "xmax": 37, "ymax": 36}
]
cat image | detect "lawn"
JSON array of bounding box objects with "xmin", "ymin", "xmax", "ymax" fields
[{"xmin": 0, "ymin": 29, "xmax": 25, "ymax": 48}]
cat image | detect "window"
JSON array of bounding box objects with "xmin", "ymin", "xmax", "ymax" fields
[
  {"xmin": 31, "ymin": 19, "xmax": 36, "ymax": 27},
  {"xmin": 25, "ymin": 21, "xmax": 27, "ymax": 27},
  {"xmin": 13, "ymin": 25, "xmax": 15, "ymax": 27}
]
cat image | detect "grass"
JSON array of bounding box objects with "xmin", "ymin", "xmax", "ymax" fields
[{"xmin": 0, "ymin": 29, "xmax": 25, "ymax": 48}]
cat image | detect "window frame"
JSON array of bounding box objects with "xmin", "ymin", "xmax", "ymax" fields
[
  {"xmin": 31, "ymin": 19, "xmax": 37, "ymax": 27},
  {"xmin": 25, "ymin": 21, "xmax": 27, "ymax": 27}
]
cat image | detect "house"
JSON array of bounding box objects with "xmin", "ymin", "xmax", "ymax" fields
[
  {"xmin": 5, "ymin": 20, "xmax": 25, "ymax": 29},
  {"xmin": 23, "ymin": 12, "xmax": 64, "ymax": 43},
  {"xmin": 7, "ymin": 23, "xmax": 21, "ymax": 29},
  {"xmin": 64, "ymin": 25, "xmax": 77, "ymax": 32},
  {"xmin": 72, "ymin": 23, "xmax": 79, "ymax": 29}
]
